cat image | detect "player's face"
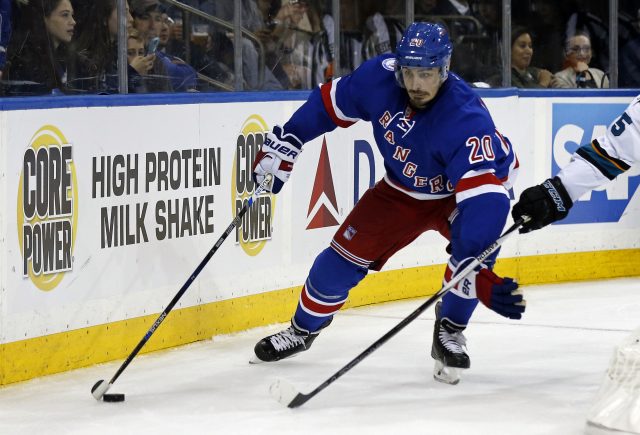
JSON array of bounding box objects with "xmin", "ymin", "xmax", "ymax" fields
[{"xmin": 401, "ymin": 67, "xmax": 441, "ymax": 109}]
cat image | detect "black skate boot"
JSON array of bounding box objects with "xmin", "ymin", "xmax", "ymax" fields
[
  {"xmin": 251, "ymin": 319, "xmax": 330, "ymax": 363},
  {"xmin": 431, "ymin": 301, "xmax": 470, "ymax": 384}
]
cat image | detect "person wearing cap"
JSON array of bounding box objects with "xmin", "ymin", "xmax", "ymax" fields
[
  {"xmin": 155, "ymin": 9, "xmax": 198, "ymax": 91},
  {"xmin": 129, "ymin": 0, "xmax": 172, "ymax": 92}
]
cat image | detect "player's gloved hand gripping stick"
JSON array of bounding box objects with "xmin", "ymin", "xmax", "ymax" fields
[
  {"xmin": 91, "ymin": 175, "xmax": 273, "ymax": 402},
  {"xmin": 252, "ymin": 125, "xmax": 303, "ymax": 193},
  {"xmin": 270, "ymin": 216, "xmax": 530, "ymax": 408}
]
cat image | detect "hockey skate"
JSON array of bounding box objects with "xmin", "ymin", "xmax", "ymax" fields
[
  {"xmin": 251, "ymin": 320, "xmax": 329, "ymax": 364},
  {"xmin": 431, "ymin": 301, "xmax": 470, "ymax": 385}
]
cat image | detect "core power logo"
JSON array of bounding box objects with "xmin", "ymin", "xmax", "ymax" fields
[
  {"xmin": 17, "ymin": 126, "xmax": 78, "ymax": 291},
  {"xmin": 552, "ymin": 103, "xmax": 640, "ymax": 224},
  {"xmin": 231, "ymin": 115, "xmax": 274, "ymax": 256},
  {"xmin": 306, "ymin": 136, "xmax": 340, "ymax": 229}
]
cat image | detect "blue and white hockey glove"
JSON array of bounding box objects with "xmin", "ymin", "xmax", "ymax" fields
[
  {"xmin": 252, "ymin": 125, "xmax": 303, "ymax": 194},
  {"xmin": 445, "ymin": 257, "xmax": 526, "ymax": 320}
]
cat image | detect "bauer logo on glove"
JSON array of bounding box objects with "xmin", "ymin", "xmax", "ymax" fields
[{"xmin": 252, "ymin": 125, "xmax": 304, "ymax": 194}]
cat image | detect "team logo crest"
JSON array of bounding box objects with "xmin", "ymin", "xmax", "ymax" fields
[
  {"xmin": 382, "ymin": 57, "xmax": 397, "ymax": 71},
  {"xmin": 409, "ymin": 38, "xmax": 424, "ymax": 47}
]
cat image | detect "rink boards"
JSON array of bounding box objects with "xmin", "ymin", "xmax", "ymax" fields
[{"xmin": 0, "ymin": 89, "xmax": 638, "ymax": 385}]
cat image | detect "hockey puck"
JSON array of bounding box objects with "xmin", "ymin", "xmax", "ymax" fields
[{"xmin": 103, "ymin": 393, "xmax": 125, "ymax": 402}]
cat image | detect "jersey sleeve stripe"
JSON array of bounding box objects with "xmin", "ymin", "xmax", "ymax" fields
[
  {"xmin": 576, "ymin": 140, "xmax": 628, "ymax": 180},
  {"xmin": 455, "ymin": 172, "xmax": 507, "ymax": 202},
  {"xmin": 320, "ymin": 78, "xmax": 358, "ymax": 128},
  {"xmin": 456, "ymin": 171, "xmax": 501, "ymax": 190},
  {"xmin": 591, "ymin": 139, "xmax": 631, "ymax": 171},
  {"xmin": 456, "ymin": 184, "xmax": 508, "ymax": 202}
]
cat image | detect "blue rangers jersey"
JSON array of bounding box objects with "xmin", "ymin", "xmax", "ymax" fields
[{"xmin": 282, "ymin": 53, "xmax": 519, "ymax": 261}]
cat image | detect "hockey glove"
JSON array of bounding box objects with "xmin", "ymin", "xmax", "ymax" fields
[
  {"xmin": 512, "ymin": 176, "xmax": 573, "ymax": 233},
  {"xmin": 252, "ymin": 125, "xmax": 303, "ymax": 194},
  {"xmin": 445, "ymin": 257, "xmax": 525, "ymax": 320}
]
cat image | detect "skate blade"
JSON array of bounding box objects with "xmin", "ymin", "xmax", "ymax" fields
[
  {"xmin": 249, "ymin": 355, "xmax": 265, "ymax": 364},
  {"xmin": 433, "ymin": 360, "xmax": 463, "ymax": 385}
]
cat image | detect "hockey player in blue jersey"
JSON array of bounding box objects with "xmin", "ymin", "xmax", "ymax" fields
[
  {"xmin": 251, "ymin": 22, "xmax": 526, "ymax": 384},
  {"xmin": 513, "ymin": 94, "xmax": 640, "ymax": 231}
]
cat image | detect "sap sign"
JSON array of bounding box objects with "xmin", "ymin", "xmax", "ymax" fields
[{"xmin": 552, "ymin": 103, "xmax": 640, "ymax": 224}]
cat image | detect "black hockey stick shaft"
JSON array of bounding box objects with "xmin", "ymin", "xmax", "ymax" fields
[
  {"xmin": 92, "ymin": 175, "xmax": 272, "ymax": 399},
  {"xmin": 285, "ymin": 218, "xmax": 527, "ymax": 408}
]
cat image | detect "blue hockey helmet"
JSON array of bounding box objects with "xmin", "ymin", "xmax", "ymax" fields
[{"xmin": 395, "ymin": 22, "xmax": 453, "ymax": 85}]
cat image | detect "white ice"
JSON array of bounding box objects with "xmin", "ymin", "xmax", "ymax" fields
[{"xmin": 1, "ymin": 277, "xmax": 639, "ymax": 435}]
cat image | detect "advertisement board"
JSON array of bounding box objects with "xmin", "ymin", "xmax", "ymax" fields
[{"xmin": 0, "ymin": 90, "xmax": 638, "ymax": 384}]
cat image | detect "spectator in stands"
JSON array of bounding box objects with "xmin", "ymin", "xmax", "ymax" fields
[
  {"xmin": 505, "ymin": 26, "xmax": 553, "ymax": 88},
  {"xmin": 474, "ymin": 0, "xmax": 500, "ymax": 38},
  {"xmin": 200, "ymin": 29, "xmax": 235, "ymax": 89},
  {"xmin": 156, "ymin": 8, "xmax": 198, "ymax": 91},
  {"xmin": 0, "ymin": 0, "xmax": 13, "ymax": 81},
  {"xmin": 323, "ymin": 1, "xmax": 403, "ymax": 76},
  {"xmin": 431, "ymin": 0, "xmax": 480, "ymax": 38},
  {"xmin": 127, "ymin": 28, "xmax": 153, "ymax": 92},
  {"xmin": 467, "ymin": 0, "xmax": 501, "ymax": 83},
  {"xmin": 269, "ymin": 0, "xmax": 324, "ymax": 89},
  {"xmin": 619, "ymin": 7, "xmax": 640, "ymax": 88},
  {"xmin": 520, "ymin": 0, "xmax": 566, "ymax": 72},
  {"xmin": 208, "ymin": 0, "xmax": 284, "ymax": 90},
  {"xmin": 130, "ymin": 0, "xmax": 160, "ymax": 42},
  {"xmin": 69, "ymin": 0, "xmax": 167, "ymax": 93},
  {"xmin": 253, "ymin": 0, "xmax": 297, "ymax": 88},
  {"xmin": 552, "ymin": 33, "xmax": 609, "ymax": 89},
  {"xmin": 564, "ymin": 4, "xmax": 609, "ymax": 73},
  {"xmin": 4, "ymin": 0, "xmax": 76, "ymax": 95},
  {"xmin": 416, "ymin": 0, "xmax": 439, "ymax": 16},
  {"xmin": 129, "ymin": 0, "xmax": 172, "ymax": 92}
]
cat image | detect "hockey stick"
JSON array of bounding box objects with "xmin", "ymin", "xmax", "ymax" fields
[
  {"xmin": 270, "ymin": 217, "xmax": 528, "ymax": 408},
  {"xmin": 92, "ymin": 175, "xmax": 273, "ymax": 401}
]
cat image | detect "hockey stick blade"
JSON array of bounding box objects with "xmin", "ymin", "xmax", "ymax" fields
[
  {"xmin": 91, "ymin": 379, "xmax": 111, "ymax": 400},
  {"xmin": 267, "ymin": 218, "xmax": 528, "ymax": 408},
  {"xmin": 269, "ymin": 379, "xmax": 306, "ymax": 408}
]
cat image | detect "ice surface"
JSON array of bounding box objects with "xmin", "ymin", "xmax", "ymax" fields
[{"xmin": 1, "ymin": 277, "xmax": 639, "ymax": 435}]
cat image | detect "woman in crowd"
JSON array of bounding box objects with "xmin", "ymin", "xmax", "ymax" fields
[
  {"xmin": 68, "ymin": 0, "xmax": 133, "ymax": 92},
  {"xmin": 4, "ymin": 0, "xmax": 76, "ymax": 95},
  {"xmin": 508, "ymin": 26, "xmax": 553, "ymax": 88},
  {"xmin": 552, "ymin": 33, "xmax": 609, "ymax": 88}
]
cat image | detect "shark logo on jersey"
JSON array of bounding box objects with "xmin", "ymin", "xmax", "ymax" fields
[{"xmin": 551, "ymin": 103, "xmax": 640, "ymax": 224}]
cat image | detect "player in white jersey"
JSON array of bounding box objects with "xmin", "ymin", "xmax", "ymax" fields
[{"xmin": 512, "ymin": 94, "xmax": 640, "ymax": 231}]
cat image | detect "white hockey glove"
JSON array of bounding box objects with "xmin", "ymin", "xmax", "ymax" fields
[
  {"xmin": 445, "ymin": 257, "xmax": 526, "ymax": 320},
  {"xmin": 252, "ymin": 125, "xmax": 303, "ymax": 194}
]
